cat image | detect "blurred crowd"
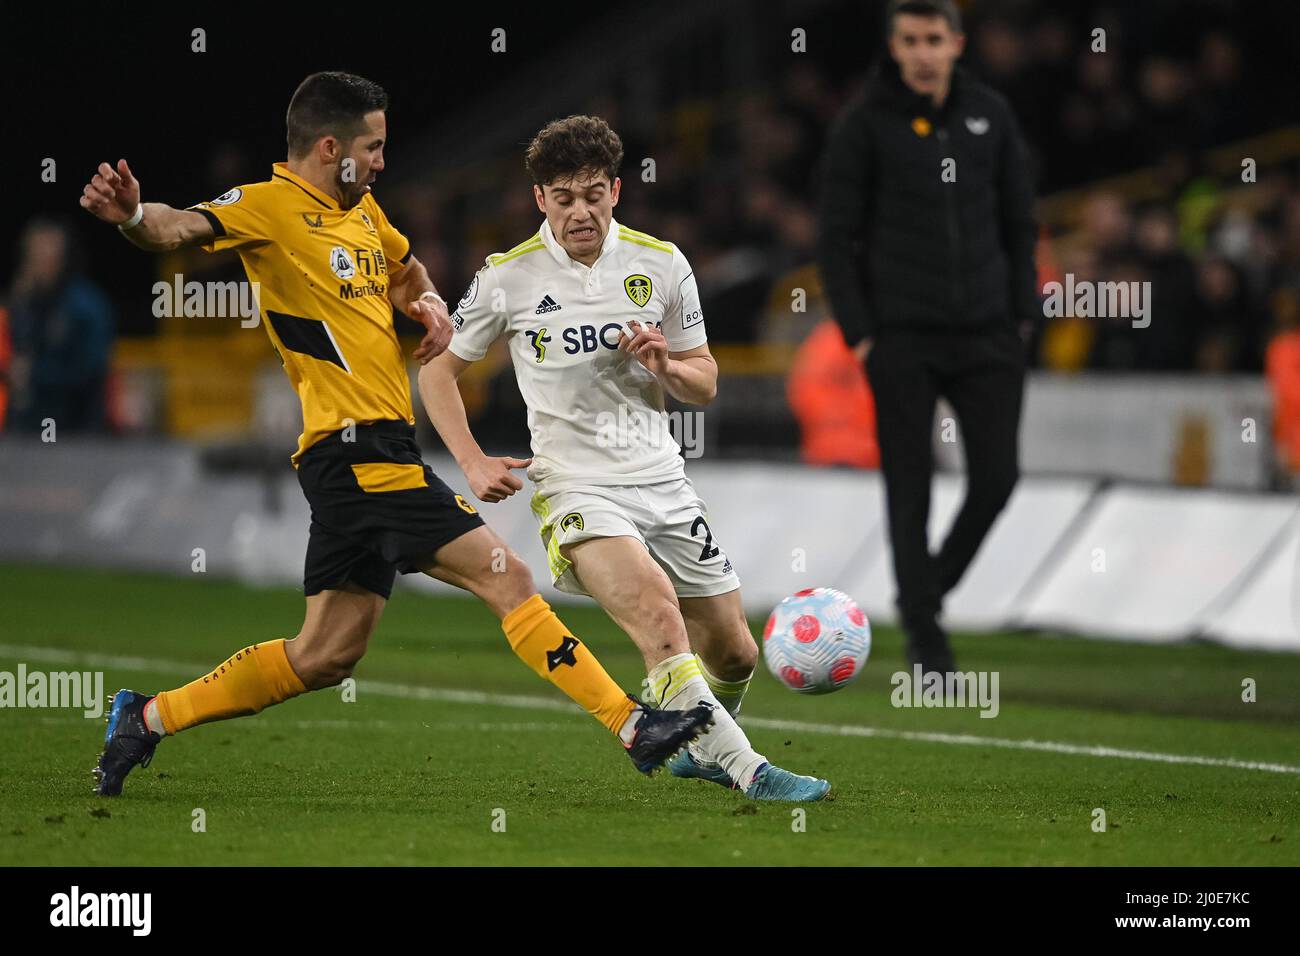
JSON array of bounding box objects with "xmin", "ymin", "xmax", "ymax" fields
[
  {"xmin": 4, "ymin": 0, "xmax": 1298, "ymax": 440},
  {"xmin": 1, "ymin": 221, "xmax": 115, "ymax": 435},
  {"xmin": 381, "ymin": 1, "xmax": 1296, "ymax": 376}
]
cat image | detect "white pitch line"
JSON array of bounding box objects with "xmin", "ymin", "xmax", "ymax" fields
[
  {"xmin": 737, "ymin": 717, "xmax": 1300, "ymax": 775},
  {"xmin": 3, "ymin": 643, "xmax": 1298, "ymax": 775}
]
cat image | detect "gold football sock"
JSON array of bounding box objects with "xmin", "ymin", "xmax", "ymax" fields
[
  {"xmin": 154, "ymin": 640, "xmax": 307, "ymax": 734},
  {"xmin": 502, "ymin": 594, "xmax": 636, "ymax": 736}
]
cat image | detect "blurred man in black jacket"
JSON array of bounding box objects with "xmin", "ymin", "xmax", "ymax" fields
[{"xmin": 817, "ymin": 0, "xmax": 1038, "ymax": 674}]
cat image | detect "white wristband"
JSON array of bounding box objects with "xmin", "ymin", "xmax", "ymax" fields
[
  {"xmin": 419, "ymin": 291, "xmax": 446, "ymax": 307},
  {"xmin": 117, "ymin": 205, "xmax": 144, "ymax": 232}
]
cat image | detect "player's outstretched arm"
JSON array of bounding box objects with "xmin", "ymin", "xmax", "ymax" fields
[
  {"xmin": 417, "ymin": 351, "xmax": 531, "ymax": 503},
  {"xmin": 79, "ymin": 160, "xmax": 213, "ymax": 252}
]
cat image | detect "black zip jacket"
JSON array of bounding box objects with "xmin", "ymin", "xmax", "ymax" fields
[{"xmin": 816, "ymin": 61, "xmax": 1039, "ymax": 347}]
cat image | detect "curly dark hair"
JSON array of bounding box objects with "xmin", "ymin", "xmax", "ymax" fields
[{"xmin": 525, "ymin": 115, "xmax": 624, "ymax": 188}]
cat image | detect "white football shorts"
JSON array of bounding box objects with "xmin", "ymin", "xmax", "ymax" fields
[{"xmin": 530, "ymin": 477, "xmax": 740, "ymax": 599}]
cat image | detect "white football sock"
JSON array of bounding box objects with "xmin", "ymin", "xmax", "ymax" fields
[
  {"xmin": 143, "ymin": 697, "xmax": 168, "ymax": 736},
  {"xmin": 688, "ymin": 655, "xmax": 754, "ymax": 768},
  {"xmin": 647, "ymin": 652, "xmax": 766, "ymax": 790},
  {"xmin": 617, "ymin": 709, "xmax": 640, "ymax": 746}
]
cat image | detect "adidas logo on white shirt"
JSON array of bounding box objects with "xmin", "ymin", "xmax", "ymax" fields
[{"xmin": 535, "ymin": 294, "xmax": 562, "ymax": 314}]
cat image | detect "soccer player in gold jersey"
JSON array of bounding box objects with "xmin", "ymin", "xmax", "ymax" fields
[{"xmin": 78, "ymin": 72, "xmax": 710, "ymax": 796}]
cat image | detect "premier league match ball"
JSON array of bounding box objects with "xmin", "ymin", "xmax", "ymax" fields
[{"xmin": 762, "ymin": 587, "xmax": 871, "ymax": 694}]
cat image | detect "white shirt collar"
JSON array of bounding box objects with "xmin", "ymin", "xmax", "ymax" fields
[{"xmin": 540, "ymin": 216, "xmax": 620, "ymax": 270}]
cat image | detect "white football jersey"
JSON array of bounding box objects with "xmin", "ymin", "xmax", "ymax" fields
[{"xmin": 448, "ymin": 217, "xmax": 707, "ymax": 494}]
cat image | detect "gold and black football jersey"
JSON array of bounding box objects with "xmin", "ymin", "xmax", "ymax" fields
[{"xmin": 189, "ymin": 163, "xmax": 414, "ymax": 463}]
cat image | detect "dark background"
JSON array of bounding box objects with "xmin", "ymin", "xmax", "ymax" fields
[{"xmin": 7, "ymin": 0, "xmax": 1299, "ymax": 339}]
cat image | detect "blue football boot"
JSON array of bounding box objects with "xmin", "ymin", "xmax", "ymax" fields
[
  {"xmin": 743, "ymin": 762, "xmax": 831, "ymax": 801},
  {"xmin": 666, "ymin": 747, "xmax": 736, "ymax": 788},
  {"xmin": 93, "ymin": 689, "xmax": 162, "ymax": 797}
]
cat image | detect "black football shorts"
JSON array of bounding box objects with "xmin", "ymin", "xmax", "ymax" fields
[{"xmin": 296, "ymin": 420, "xmax": 485, "ymax": 599}]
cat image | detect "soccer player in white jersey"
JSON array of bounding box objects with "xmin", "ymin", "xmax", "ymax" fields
[{"xmin": 419, "ymin": 116, "xmax": 830, "ymax": 800}]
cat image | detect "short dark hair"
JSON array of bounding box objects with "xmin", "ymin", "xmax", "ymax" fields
[
  {"xmin": 887, "ymin": 0, "xmax": 962, "ymax": 33},
  {"xmin": 525, "ymin": 115, "xmax": 624, "ymax": 188},
  {"xmin": 286, "ymin": 72, "xmax": 388, "ymax": 158}
]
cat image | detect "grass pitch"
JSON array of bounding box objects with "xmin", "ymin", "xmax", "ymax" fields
[{"xmin": 1, "ymin": 563, "xmax": 1297, "ymax": 866}]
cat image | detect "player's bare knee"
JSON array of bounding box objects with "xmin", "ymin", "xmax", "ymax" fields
[
  {"xmin": 639, "ymin": 592, "xmax": 689, "ymax": 655},
  {"xmin": 483, "ymin": 551, "xmax": 537, "ymax": 618},
  {"xmin": 505, "ymin": 552, "xmax": 537, "ymax": 600}
]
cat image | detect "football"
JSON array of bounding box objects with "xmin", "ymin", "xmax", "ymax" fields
[{"xmin": 762, "ymin": 587, "xmax": 872, "ymax": 694}]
